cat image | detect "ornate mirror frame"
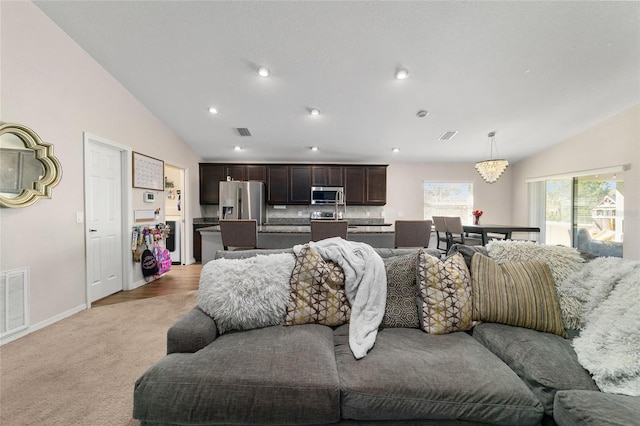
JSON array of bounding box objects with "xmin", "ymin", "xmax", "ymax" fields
[{"xmin": 0, "ymin": 123, "xmax": 62, "ymax": 208}]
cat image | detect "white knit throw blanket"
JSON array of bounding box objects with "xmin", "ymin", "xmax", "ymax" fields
[{"xmin": 295, "ymin": 238, "xmax": 387, "ymax": 359}]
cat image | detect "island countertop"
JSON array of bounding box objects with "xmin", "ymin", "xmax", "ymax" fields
[
  {"xmin": 198, "ymin": 224, "xmax": 394, "ymax": 234},
  {"xmin": 198, "ymin": 222, "xmax": 395, "ymax": 263}
]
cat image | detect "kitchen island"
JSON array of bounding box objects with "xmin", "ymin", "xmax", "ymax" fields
[{"xmin": 198, "ymin": 223, "xmax": 395, "ymax": 264}]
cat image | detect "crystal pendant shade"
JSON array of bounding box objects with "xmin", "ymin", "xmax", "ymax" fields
[
  {"xmin": 475, "ymin": 159, "xmax": 509, "ymax": 183},
  {"xmin": 475, "ymin": 131, "xmax": 509, "ymax": 183}
]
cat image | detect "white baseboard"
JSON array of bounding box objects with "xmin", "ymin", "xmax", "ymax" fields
[
  {"xmin": 129, "ymin": 278, "xmax": 149, "ymax": 290},
  {"xmin": 0, "ymin": 303, "xmax": 87, "ymax": 346}
]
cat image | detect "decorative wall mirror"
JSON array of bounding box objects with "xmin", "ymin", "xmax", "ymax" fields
[{"xmin": 0, "ymin": 123, "xmax": 62, "ymax": 208}]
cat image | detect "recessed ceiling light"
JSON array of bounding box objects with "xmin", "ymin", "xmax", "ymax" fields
[
  {"xmin": 391, "ymin": 148, "xmax": 400, "ymax": 153},
  {"xmin": 208, "ymin": 107, "xmax": 218, "ymax": 114},
  {"xmin": 233, "ymin": 146, "xmax": 243, "ymax": 151},
  {"xmin": 311, "ymin": 146, "xmax": 319, "ymax": 151},
  {"xmin": 394, "ymin": 68, "xmax": 409, "ymax": 80},
  {"xmin": 416, "ymin": 110, "xmax": 429, "ymax": 118},
  {"xmin": 309, "ymin": 108, "xmax": 320, "ymax": 116},
  {"xmin": 257, "ymin": 67, "xmax": 270, "ymax": 77}
]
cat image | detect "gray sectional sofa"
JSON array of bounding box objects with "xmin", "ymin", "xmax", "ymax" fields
[{"xmin": 133, "ymin": 246, "xmax": 639, "ymax": 425}]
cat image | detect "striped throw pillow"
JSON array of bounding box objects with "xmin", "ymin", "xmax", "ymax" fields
[{"xmin": 471, "ymin": 253, "xmax": 567, "ymax": 338}]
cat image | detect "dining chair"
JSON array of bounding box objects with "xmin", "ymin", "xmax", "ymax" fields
[
  {"xmin": 394, "ymin": 220, "xmax": 433, "ymax": 248},
  {"xmin": 219, "ymin": 219, "xmax": 258, "ymax": 250},
  {"xmin": 444, "ymin": 216, "xmax": 482, "ymax": 249},
  {"xmin": 311, "ymin": 220, "xmax": 348, "ymax": 242},
  {"xmin": 432, "ymin": 216, "xmax": 450, "ymax": 252}
]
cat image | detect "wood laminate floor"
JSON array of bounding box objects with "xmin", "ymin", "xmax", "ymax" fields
[{"xmin": 92, "ymin": 263, "xmax": 203, "ymax": 307}]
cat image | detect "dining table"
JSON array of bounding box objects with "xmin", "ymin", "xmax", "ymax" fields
[{"xmin": 462, "ymin": 224, "xmax": 541, "ymax": 246}]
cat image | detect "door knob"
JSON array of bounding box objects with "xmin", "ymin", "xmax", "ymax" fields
[{"xmin": 89, "ymin": 229, "xmax": 97, "ymax": 232}]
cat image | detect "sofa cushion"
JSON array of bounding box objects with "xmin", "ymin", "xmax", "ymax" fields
[
  {"xmin": 472, "ymin": 323, "xmax": 599, "ymax": 416},
  {"xmin": 448, "ymin": 243, "xmax": 488, "ymax": 271},
  {"xmin": 285, "ymin": 244, "xmax": 351, "ymax": 326},
  {"xmin": 553, "ymin": 390, "xmax": 640, "ymax": 426},
  {"xmin": 381, "ymin": 253, "xmax": 420, "ymax": 328},
  {"xmin": 134, "ymin": 324, "xmax": 340, "ymax": 425},
  {"xmin": 471, "ymin": 253, "xmax": 567, "ymax": 337},
  {"xmin": 215, "ymin": 248, "xmax": 294, "ymax": 259},
  {"xmin": 418, "ymin": 251, "xmax": 473, "ymax": 334},
  {"xmin": 198, "ymin": 253, "xmax": 295, "ymax": 334},
  {"xmin": 334, "ymin": 325, "xmax": 544, "ymax": 425}
]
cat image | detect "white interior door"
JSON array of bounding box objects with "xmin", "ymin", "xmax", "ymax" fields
[{"xmin": 85, "ymin": 140, "xmax": 124, "ymax": 302}]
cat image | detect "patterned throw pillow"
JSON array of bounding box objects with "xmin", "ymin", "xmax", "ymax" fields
[
  {"xmin": 382, "ymin": 254, "xmax": 420, "ymax": 328},
  {"xmin": 471, "ymin": 253, "xmax": 567, "ymax": 338},
  {"xmin": 418, "ymin": 251, "xmax": 473, "ymax": 334},
  {"xmin": 285, "ymin": 245, "xmax": 350, "ymax": 326}
]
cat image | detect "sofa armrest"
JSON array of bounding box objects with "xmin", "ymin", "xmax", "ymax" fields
[{"xmin": 167, "ymin": 306, "xmax": 218, "ymax": 354}]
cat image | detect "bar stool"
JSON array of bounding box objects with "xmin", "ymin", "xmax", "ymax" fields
[
  {"xmin": 394, "ymin": 220, "xmax": 432, "ymax": 248},
  {"xmin": 310, "ymin": 220, "xmax": 348, "ymax": 242},
  {"xmin": 219, "ymin": 219, "xmax": 258, "ymax": 250}
]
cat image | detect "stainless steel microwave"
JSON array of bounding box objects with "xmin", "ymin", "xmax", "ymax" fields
[{"xmin": 311, "ymin": 186, "xmax": 344, "ymax": 205}]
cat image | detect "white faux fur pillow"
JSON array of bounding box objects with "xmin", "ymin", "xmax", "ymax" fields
[
  {"xmin": 486, "ymin": 240, "xmax": 585, "ymax": 329},
  {"xmin": 198, "ymin": 253, "xmax": 296, "ymax": 334}
]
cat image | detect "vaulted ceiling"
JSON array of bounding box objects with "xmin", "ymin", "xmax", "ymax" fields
[{"xmin": 35, "ymin": 1, "xmax": 640, "ymax": 164}]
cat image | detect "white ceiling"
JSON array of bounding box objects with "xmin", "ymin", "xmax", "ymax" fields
[{"xmin": 35, "ymin": 1, "xmax": 640, "ymax": 164}]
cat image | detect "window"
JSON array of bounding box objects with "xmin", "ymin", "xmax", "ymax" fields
[
  {"xmin": 530, "ymin": 167, "xmax": 624, "ymax": 258},
  {"xmin": 423, "ymin": 182, "xmax": 474, "ymax": 221}
]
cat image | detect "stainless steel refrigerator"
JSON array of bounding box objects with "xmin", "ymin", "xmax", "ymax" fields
[{"xmin": 219, "ymin": 181, "xmax": 265, "ymax": 224}]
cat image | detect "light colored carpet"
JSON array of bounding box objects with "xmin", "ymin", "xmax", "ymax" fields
[{"xmin": 0, "ymin": 290, "xmax": 198, "ymax": 425}]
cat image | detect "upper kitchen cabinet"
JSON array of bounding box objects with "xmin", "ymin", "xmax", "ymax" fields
[
  {"xmin": 344, "ymin": 165, "xmax": 387, "ymax": 205},
  {"xmin": 311, "ymin": 165, "xmax": 343, "ymax": 186},
  {"xmin": 245, "ymin": 165, "xmax": 267, "ymax": 182},
  {"xmin": 289, "ymin": 165, "xmax": 312, "ymax": 204},
  {"xmin": 199, "ymin": 163, "xmax": 225, "ymax": 205},
  {"xmin": 200, "ymin": 164, "xmax": 267, "ymax": 205},
  {"xmin": 201, "ymin": 163, "xmax": 386, "ymax": 206},
  {"xmin": 365, "ymin": 166, "xmax": 387, "ymax": 204},
  {"xmin": 267, "ymin": 165, "xmax": 289, "ymax": 204},
  {"xmin": 224, "ymin": 164, "xmax": 267, "ymax": 182}
]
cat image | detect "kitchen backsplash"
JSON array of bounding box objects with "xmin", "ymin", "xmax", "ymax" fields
[{"xmin": 199, "ymin": 204, "xmax": 384, "ymax": 222}]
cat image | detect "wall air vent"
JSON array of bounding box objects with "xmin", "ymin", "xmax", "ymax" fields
[
  {"xmin": 439, "ymin": 130, "xmax": 458, "ymax": 141},
  {"xmin": 236, "ymin": 128, "xmax": 252, "ymax": 137}
]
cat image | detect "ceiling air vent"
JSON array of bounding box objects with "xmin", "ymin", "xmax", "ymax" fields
[
  {"xmin": 439, "ymin": 130, "xmax": 458, "ymax": 141},
  {"xmin": 236, "ymin": 127, "xmax": 252, "ymax": 137}
]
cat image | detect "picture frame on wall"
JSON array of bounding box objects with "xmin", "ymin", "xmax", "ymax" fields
[{"xmin": 132, "ymin": 151, "xmax": 164, "ymax": 191}]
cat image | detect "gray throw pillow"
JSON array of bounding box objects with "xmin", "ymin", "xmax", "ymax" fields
[
  {"xmin": 382, "ymin": 253, "xmax": 420, "ymax": 328},
  {"xmin": 198, "ymin": 253, "xmax": 296, "ymax": 334}
]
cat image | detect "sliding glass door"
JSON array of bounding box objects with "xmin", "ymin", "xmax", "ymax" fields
[{"xmin": 541, "ymin": 171, "xmax": 623, "ymax": 257}]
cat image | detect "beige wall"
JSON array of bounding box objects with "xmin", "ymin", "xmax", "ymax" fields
[
  {"xmin": 1, "ymin": 1, "xmax": 202, "ymax": 334},
  {"xmin": 510, "ymin": 104, "xmax": 640, "ymax": 260},
  {"xmin": 385, "ymin": 163, "xmax": 514, "ymax": 226}
]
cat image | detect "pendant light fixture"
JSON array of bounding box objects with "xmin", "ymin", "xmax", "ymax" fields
[{"xmin": 475, "ymin": 131, "xmax": 509, "ymax": 183}]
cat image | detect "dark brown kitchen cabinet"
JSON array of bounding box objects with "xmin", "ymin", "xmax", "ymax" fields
[
  {"xmin": 199, "ymin": 164, "xmax": 225, "ymax": 205},
  {"xmin": 365, "ymin": 166, "xmax": 387, "ymax": 205},
  {"xmin": 344, "ymin": 166, "xmax": 366, "ymax": 204},
  {"xmin": 289, "ymin": 166, "xmax": 312, "ymax": 204},
  {"xmin": 267, "ymin": 166, "xmax": 289, "ymax": 204},
  {"xmin": 311, "ymin": 166, "xmax": 344, "ymax": 186},
  {"xmin": 245, "ymin": 165, "xmax": 267, "ymax": 182},
  {"xmin": 200, "ymin": 163, "xmax": 386, "ymax": 206},
  {"xmin": 193, "ymin": 224, "xmax": 210, "ymax": 262},
  {"xmin": 344, "ymin": 165, "xmax": 387, "ymax": 205},
  {"xmin": 224, "ymin": 165, "xmax": 267, "ymax": 183},
  {"xmin": 224, "ymin": 165, "xmax": 245, "ymax": 182}
]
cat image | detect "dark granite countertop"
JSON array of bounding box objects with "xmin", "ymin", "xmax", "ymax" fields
[{"xmin": 198, "ymin": 223, "xmax": 394, "ymax": 234}]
